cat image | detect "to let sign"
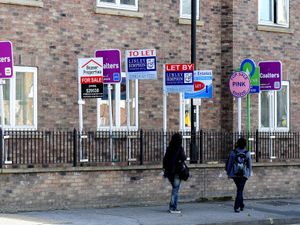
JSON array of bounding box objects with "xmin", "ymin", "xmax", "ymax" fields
[
  {"xmin": 0, "ymin": 41, "xmax": 13, "ymax": 79},
  {"xmin": 164, "ymin": 64, "xmax": 194, "ymax": 93},
  {"xmin": 126, "ymin": 49, "xmax": 157, "ymax": 80},
  {"xmin": 229, "ymin": 71, "xmax": 250, "ymax": 98},
  {"xmin": 258, "ymin": 61, "xmax": 282, "ymax": 91}
]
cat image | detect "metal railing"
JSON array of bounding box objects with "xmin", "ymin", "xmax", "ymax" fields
[{"xmin": 0, "ymin": 129, "xmax": 299, "ymax": 168}]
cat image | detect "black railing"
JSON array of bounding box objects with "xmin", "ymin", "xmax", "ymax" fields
[{"xmin": 0, "ymin": 129, "xmax": 300, "ymax": 168}]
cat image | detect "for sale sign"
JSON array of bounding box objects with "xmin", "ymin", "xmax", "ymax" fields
[
  {"xmin": 78, "ymin": 58, "xmax": 103, "ymax": 98},
  {"xmin": 164, "ymin": 64, "xmax": 194, "ymax": 93},
  {"xmin": 126, "ymin": 49, "xmax": 157, "ymax": 80},
  {"xmin": 0, "ymin": 41, "xmax": 13, "ymax": 79}
]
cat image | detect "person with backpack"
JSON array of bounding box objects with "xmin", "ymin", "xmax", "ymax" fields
[
  {"xmin": 163, "ymin": 133, "xmax": 187, "ymax": 214},
  {"xmin": 226, "ymin": 137, "xmax": 252, "ymax": 213}
]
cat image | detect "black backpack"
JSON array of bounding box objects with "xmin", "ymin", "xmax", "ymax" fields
[{"xmin": 233, "ymin": 149, "xmax": 248, "ymax": 176}]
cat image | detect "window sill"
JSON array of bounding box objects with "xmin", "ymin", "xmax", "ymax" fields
[
  {"xmin": 94, "ymin": 7, "xmax": 143, "ymax": 18},
  {"xmin": 178, "ymin": 18, "xmax": 204, "ymax": 26},
  {"xmin": 257, "ymin": 25, "xmax": 293, "ymax": 34},
  {"xmin": 0, "ymin": 0, "xmax": 43, "ymax": 7}
]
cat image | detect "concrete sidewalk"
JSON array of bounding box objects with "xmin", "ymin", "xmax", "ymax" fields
[{"xmin": 0, "ymin": 198, "xmax": 300, "ymax": 225}]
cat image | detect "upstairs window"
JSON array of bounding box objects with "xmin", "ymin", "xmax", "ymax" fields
[
  {"xmin": 180, "ymin": 0, "xmax": 200, "ymax": 20},
  {"xmin": 97, "ymin": 0, "xmax": 138, "ymax": 11},
  {"xmin": 259, "ymin": 0, "xmax": 289, "ymax": 27}
]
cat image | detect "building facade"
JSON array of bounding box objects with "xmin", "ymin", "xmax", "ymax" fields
[{"xmin": 0, "ymin": 0, "xmax": 297, "ymax": 133}]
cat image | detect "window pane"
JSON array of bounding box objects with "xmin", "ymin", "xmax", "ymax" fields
[
  {"xmin": 277, "ymin": 86, "xmax": 288, "ymax": 128},
  {"xmin": 99, "ymin": 84, "xmax": 116, "ymax": 126},
  {"xmin": 120, "ymin": 78, "xmax": 126, "ymax": 126},
  {"xmin": 182, "ymin": 0, "xmax": 191, "ymax": 16},
  {"xmin": 129, "ymin": 80, "xmax": 136, "ymax": 127},
  {"xmin": 260, "ymin": 91, "xmax": 270, "ymax": 128},
  {"xmin": 15, "ymin": 72, "xmax": 34, "ymax": 126},
  {"xmin": 100, "ymin": 0, "xmax": 116, "ymax": 3},
  {"xmin": 260, "ymin": 0, "xmax": 272, "ymax": 22},
  {"xmin": 121, "ymin": 0, "xmax": 135, "ymax": 6},
  {"xmin": 277, "ymin": 0, "xmax": 288, "ymax": 25},
  {"xmin": 185, "ymin": 100, "xmax": 191, "ymax": 128},
  {"xmin": 0, "ymin": 80, "xmax": 10, "ymax": 125}
]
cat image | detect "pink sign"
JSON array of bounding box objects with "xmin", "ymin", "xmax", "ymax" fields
[{"xmin": 229, "ymin": 71, "xmax": 250, "ymax": 98}]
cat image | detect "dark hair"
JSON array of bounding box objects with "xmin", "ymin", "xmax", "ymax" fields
[
  {"xmin": 236, "ymin": 137, "xmax": 247, "ymax": 149},
  {"xmin": 169, "ymin": 133, "xmax": 183, "ymax": 149}
]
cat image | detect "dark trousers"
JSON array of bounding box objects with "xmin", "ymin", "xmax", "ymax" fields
[{"xmin": 233, "ymin": 177, "xmax": 247, "ymax": 210}]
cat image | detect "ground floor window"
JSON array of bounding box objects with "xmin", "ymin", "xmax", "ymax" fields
[
  {"xmin": 0, "ymin": 66, "xmax": 37, "ymax": 129},
  {"xmin": 97, "ymin": 73, "xmax": 138, "ymax": 130},
  {"xmin": 259, "ymin": 81, "xmax": 289, "ymax": 131},
  {"xmin": 179, "ymin": 94, "xmax": 200, "ymax": 131}
]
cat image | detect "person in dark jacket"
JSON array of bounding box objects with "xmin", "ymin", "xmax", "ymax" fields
[
  {"xmin": 163, "ymin": 133, "xmax": 187, "ymax": 214},
  {"xmin": 226, "ymin": 137, "xmax": 252, "ymax": 213}
]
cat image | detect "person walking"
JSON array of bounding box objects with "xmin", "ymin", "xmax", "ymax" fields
[
  {"xmin": 163, "ymin": 133, "xmax": 187, "ymax": 214},
  {"xmin": 226, "ymin": 137, "xmax": 252, "ymax": 213}
]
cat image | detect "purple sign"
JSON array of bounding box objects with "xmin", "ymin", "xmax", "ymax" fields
[
  {"xmin": 0, "ymin": 41, "xmax": 13, "ymax": 79},
  {"xmin": 95, "ymin": 49, "xmax": 121, "ymax": 84},
  {"xmin": 258, "ymin": 61, "xmax": 282, "ymax": 91}
]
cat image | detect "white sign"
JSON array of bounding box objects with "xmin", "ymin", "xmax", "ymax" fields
[
  {"xmin": 78, "ymin": 58, "xmax": 103, "ymax": 78},
  {"xmin": 126, "ymin": 49, "xmax": 157, "ymax": 80}
]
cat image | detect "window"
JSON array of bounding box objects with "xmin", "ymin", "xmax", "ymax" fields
[
  {"xmin": 0, "ymin": 66, "xmax": 37, "ymax": 129},
  {"xmin": 259, "ymin": 0, "xmax": 289, "ymax": 27},
  {"xmin": 180, "ymin": 0, "xmax": 200, "ymax": 19},
  {"xmin": 97, "ymin": 73, "xmax": 138, "ymax": 130},
  {"xmin": 179, "ymin": 94, "xmax": 200, "ymax": 131},
  {"xmin": 97, "ymin": 0, "xmax": 138, "ymax": 11},
  {"xmin": 259, "ymin": 81, "xmax": 289, "ymax": 131}
]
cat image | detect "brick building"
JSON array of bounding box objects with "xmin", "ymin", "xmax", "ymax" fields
[{"xmin": 0, "ymin": 0, "xmax": 297, "ymax": 133}]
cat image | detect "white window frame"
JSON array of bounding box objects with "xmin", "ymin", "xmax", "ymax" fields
[
  {"xmin": 180, "ymin": 0, "xmax": 200, "ymax": 20},
  {"xmin": 258, "ymin": 81, "xmax": 289, "ymax": 132},
  {"xmin": 0, "ymin": 66, "xmax": 38, "ymax": 130},
  {"xmin": 97, "ymin": 72, "xmax": 139, "ymax": 131},
  {"xmin": 179, "ymin": 93, "xmax": 200, "ymax": 131},
  {"xmin": 97, "ymin": 0, "xmax": 138, "ymax": 11},
  {"xmin": 258, "ymin": 0, "xmax": 289, "ymax": 27}
]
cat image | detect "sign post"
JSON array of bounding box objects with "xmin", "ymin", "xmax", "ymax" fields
[
  {"xmin": 240, "ymin": 58, "xmax": 260, "ymax": 148},
  {"xmin": 78, "ymin": 57, "xmax": 103, "ymax": 162},
  {"xmin": 0, "ymin": 41, "xmax": 14, "ymax": 165},
  {"xmin": 229, "ymin": 71, "xmax": 250, "ymax": 135},
  {"xmin": 258, "ymin": 61, "xmax": 282, "ymax": 161},
  {"xmin": 95, "ymin": 49, "xmax": 121, "ymax": 162}
]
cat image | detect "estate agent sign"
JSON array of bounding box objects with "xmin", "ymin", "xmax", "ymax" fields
[
  {"xmin": 184, "ymin": 70, "xmax": 213, "ymax": 99},
  {"xmin": 0, "ymin": 41, "xmax": 13, "ymax": 79},
  {"xmin": 229, "ymin": 71, "xmax": 250, "ymax": 98},
  {"xmin": 164, "ymin": 63, "xmax": 194, "ymax": 93},
  {"xmin": 258, "ymin": 61, "xmax": 282, "ymax": 91},
  {"xmin": 126, "ymin": 49, "xmax": 157, "ymax": 80},
  {"xmin": 78, "ymin": 58, "xmax": 103, "ymax": 99},
  {"xmin": 95, "ymin": 49, "xmax": 121, "ymax": 84}
]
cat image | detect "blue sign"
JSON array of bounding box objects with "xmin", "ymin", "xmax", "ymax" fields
[
  {"xmin": 164, "ymin": 64, "xmax": 194, "ymax": 93},
  {"xmin": 184, "ymin": 70, "xmax": 213, "ymax": 99},
  {"xmin": 126, "ymin": 49, "xmax": 157, "ymax": 80}
]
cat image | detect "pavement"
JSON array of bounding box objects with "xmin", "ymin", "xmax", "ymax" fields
[{"xmin": 0, "ymin": 198, "xmax": 300, "ymax": 225}]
